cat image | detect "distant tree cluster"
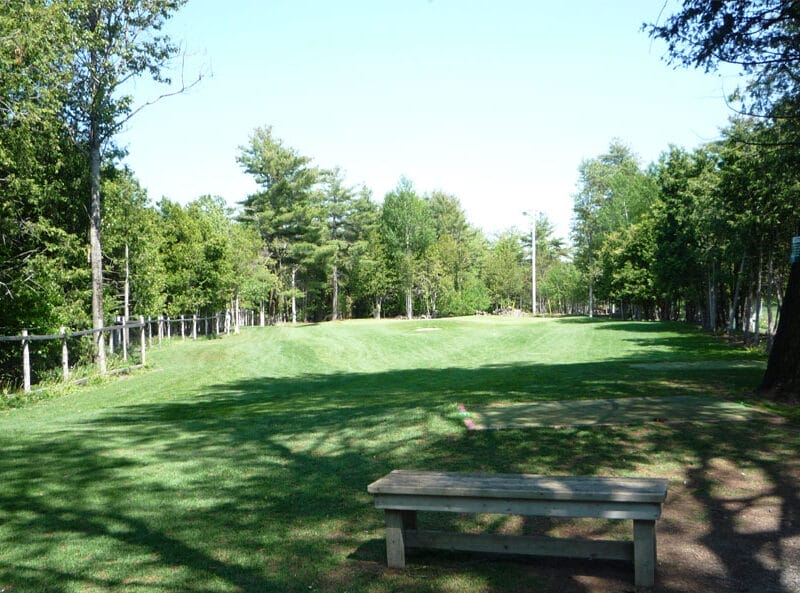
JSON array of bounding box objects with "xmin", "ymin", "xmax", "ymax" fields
[
  {"xmin": 235, "ymin": 126, "xmax": 579, "ymax": 326},
  {"xmin": 572, "ymin": 128, "xmax": 797, "ymax": 338}
]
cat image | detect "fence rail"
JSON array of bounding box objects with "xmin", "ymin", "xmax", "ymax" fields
[{"xmin": 1, "ymin": 310, "xmax": 257, "ymax": 395}]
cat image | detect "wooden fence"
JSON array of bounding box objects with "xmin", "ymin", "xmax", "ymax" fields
[{"xmin": 0, "ymin": 311, "xmax": 257, "ymax": 394}]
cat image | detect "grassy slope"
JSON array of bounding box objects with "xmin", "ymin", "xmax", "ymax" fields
[{"xmin": 0, "ymin": 317, "xmax": 787, "ymax": 593}]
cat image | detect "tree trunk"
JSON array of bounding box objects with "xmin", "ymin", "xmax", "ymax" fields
[
  {"xmin": 291, "ymin": 267, "xmax": 298, "ymax": 324},
  {"xmin": 728, "ymin": 253, "xmax": 746, "ymax": 334},
  {"xmin": 331, "ymin": 264, "xmax": 339, "ymax": 321},
  {"xmin": 406, "ymin": 286, "xmax": 413, "ymax": 320},
  {"xmin": 123, "ymin": 242, "xmax": 130, "ymax": 356},
  {"xmin": 753, "ymin": 246, "xmax": 763, "ymax": 345},
  {"xmin": 758, "ymin": 261, "xmax": 800, "ymax": 401},
  {"xmin": 706, "ymin": 264, "xmax": 717, "ymax": 332},
  {"xmin": 89, "ymin": 134, "xmax": 106, "ymax": 374},
  {"xmin": 767, "ymin": 250, "xmax": 775, "ymax": 349},
  {"xmin": 234, "ymin": 290, "xmax": 240, "ymax": 334},
  {"xmin": 373, "ymin": 297, "xmax": 382, "ymax": 320}
]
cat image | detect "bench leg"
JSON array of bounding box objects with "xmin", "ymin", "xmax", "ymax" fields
[
  {"xmin": 385, "ymin": 510, "xmax": 407, "ymax": 568},
  {"xmin": 633, "ymin": 519, "xmax": 656, "ymax": 587}
]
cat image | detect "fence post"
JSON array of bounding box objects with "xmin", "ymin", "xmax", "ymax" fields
[
  {"xmin": 147, "ymin": 316, "xmax": 153, "ymax": 348},
  {"xmin": 109, "ymin": 322, "xmax": 115, "ymax": 355},
  {"xmin": 139, "ymin": 316, "xmax": 146, "ymax": 366},
  {"xmin": 180, "ymin": 316, "xmax": 185, "ymax": 340},
  {"xmin": 61, "ymin": 327, "xmax": 69, "ymax": 382},
  {"xmin": 167, "ymin": 316, "xmax": 171, "ymax": 339},
  {"xmin": 192, "ymin": 314, "xmax": 197, "ymax": 340},
  {"xmin": 22, "ymin": 329, "xmax": 31, "ymax": 393}
]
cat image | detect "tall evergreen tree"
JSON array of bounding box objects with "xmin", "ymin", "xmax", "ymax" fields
[
  {"xmin": 238, "ymin": 126, "xmax": 323, "ymax": 323},
  {"xmin": 648, "ymin": 0, "xmax": 800, "ymax": 400}
]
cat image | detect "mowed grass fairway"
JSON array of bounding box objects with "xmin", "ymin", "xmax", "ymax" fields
[{"xmin": 1, "ymin": 317, "xmax": 797, "ymax": 593}]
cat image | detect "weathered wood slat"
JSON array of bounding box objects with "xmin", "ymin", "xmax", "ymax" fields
[
  {"xmin": 368, "ymin": 470, "xmax": 668, "ymax": 503},
  {"xmin": 368, "ymin": 470, "xmax": 666, "ymax": 587},
  {"xmin": 373, "ymin": 493, "xmax": 663, "ymax": 520},
  {"xmin": 405, "ymin": 529, "xmax": 635, "ymax": 562}
]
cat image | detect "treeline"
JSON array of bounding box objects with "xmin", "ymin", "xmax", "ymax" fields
[
  {"xmin": 234, "ymin": 126, "xmax": 582, "ymax": 323},
  {"xmin": 2, "ymin": 109, "xmax": 588, "ymax": 385},
  {"xmin": 2, "ymin": 123, "xmax": 584, "ymax": 334},
  {"xmin": 571, "ymin": 119, "xmax": 799, "ymax": 344}
]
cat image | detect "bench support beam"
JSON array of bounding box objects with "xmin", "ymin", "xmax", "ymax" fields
[{"xmin": 406, "ymin": 529, "xmax": 634, "ymax": 562}]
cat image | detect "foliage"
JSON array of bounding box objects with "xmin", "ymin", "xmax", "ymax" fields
[
  {"xmin": 596, "ymin": 222, "xmax": 655, "ymax": 318},
  {"xmin": 379, "ymin": 178, "xmax": 435, "ymax": 319},
  {"xmin": 647, "ymin": 0, "xmax": 800, "ymax": 119},
  {"xmin": 572, "ymin": 140, "xmax": 656, "ymax": 316},
  {"xmin": 539, "ymin": 259, "xmax": 584, "ymax": 315},
  {"xmin": 60, "ymin": 0, "xmax": 190, "ymax": 373},
  {"xmin": 159, "ymin": 196, "xmax": 235, "ymax": 316},
  {"xmin": 648, "ymin": 0, "xmax": 800, "ymax": 399},
  {"xmin": 238, "ymin": 126, "xmax": 324, "ymax": 322},
  {"xmin": 427, "ymin": 191, "xmax": 491, "ymax": 316},
  {"xmin": 484, "ymin": 231, "xmax": 526, "ymax": 310},
  {"xmin": 102, "ymin": 168, "xmax": 167, "ymax": 317}
]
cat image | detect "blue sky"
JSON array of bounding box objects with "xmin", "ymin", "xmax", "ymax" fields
[{"xmin": 118, "ymin": 0, "xmax": 739, "ymax": 240}]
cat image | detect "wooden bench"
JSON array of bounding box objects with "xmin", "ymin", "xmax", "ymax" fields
[{"xmin": 367, "ymin": 470, "xmax": 668, "ymax": 587}]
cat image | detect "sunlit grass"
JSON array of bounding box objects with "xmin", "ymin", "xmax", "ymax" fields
[{"xmin": 0, "ymin": 316, "xmax": 792, "ymax": 593}]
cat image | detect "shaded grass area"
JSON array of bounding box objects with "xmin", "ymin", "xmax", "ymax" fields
[
  {"xmin": 462, "ymin": 395, "xmax": 771, "ymax": 429},
  {"xmin": 0, "ymin": 317, "xmax": 796, "ymax": 593}
]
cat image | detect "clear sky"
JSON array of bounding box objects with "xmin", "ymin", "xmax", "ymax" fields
[{"xmin": 117, "ymin": 0, "xmax": 739, "ymax": 240}]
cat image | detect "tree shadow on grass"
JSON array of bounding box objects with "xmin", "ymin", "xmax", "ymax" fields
[{"xmin": 0, "ymin": 353, "xmax": 795, "ymax": 592}]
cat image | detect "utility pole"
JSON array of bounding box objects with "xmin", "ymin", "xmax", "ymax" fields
[{"xmin": 523, "ymin": 210, "xmax": 537, "ymax": 315}]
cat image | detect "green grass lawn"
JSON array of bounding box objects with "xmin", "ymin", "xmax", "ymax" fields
[{"xmin": 0, "ymin": 316, "xmax": 794, "ymax": 593}]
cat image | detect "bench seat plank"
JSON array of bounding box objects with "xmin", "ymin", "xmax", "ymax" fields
[
  {"xmin": 368, "ymin": 470, "xmax": 668, "ymax": 504},
  {"xmin": 373, "ymin": 493, "xmax": 662, "ymax": 520}
]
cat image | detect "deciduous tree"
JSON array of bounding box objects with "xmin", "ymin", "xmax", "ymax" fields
[
  {"xmin": 379, "ymin": 178, "xmax": 435, "ymax": 319},
  {"xmin": 61, "ymin": 0, "xmax": 193, "ymax": 372}
]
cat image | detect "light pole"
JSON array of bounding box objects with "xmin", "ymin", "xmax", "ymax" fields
[{"xmin": 523, "ymin": 209, "xmax": 536, "ymax": 315}]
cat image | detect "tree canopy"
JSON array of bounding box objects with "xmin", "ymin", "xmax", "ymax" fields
[{"xmin": 648, "ymin": 0, "xmax": 800, "ymax": 400}]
